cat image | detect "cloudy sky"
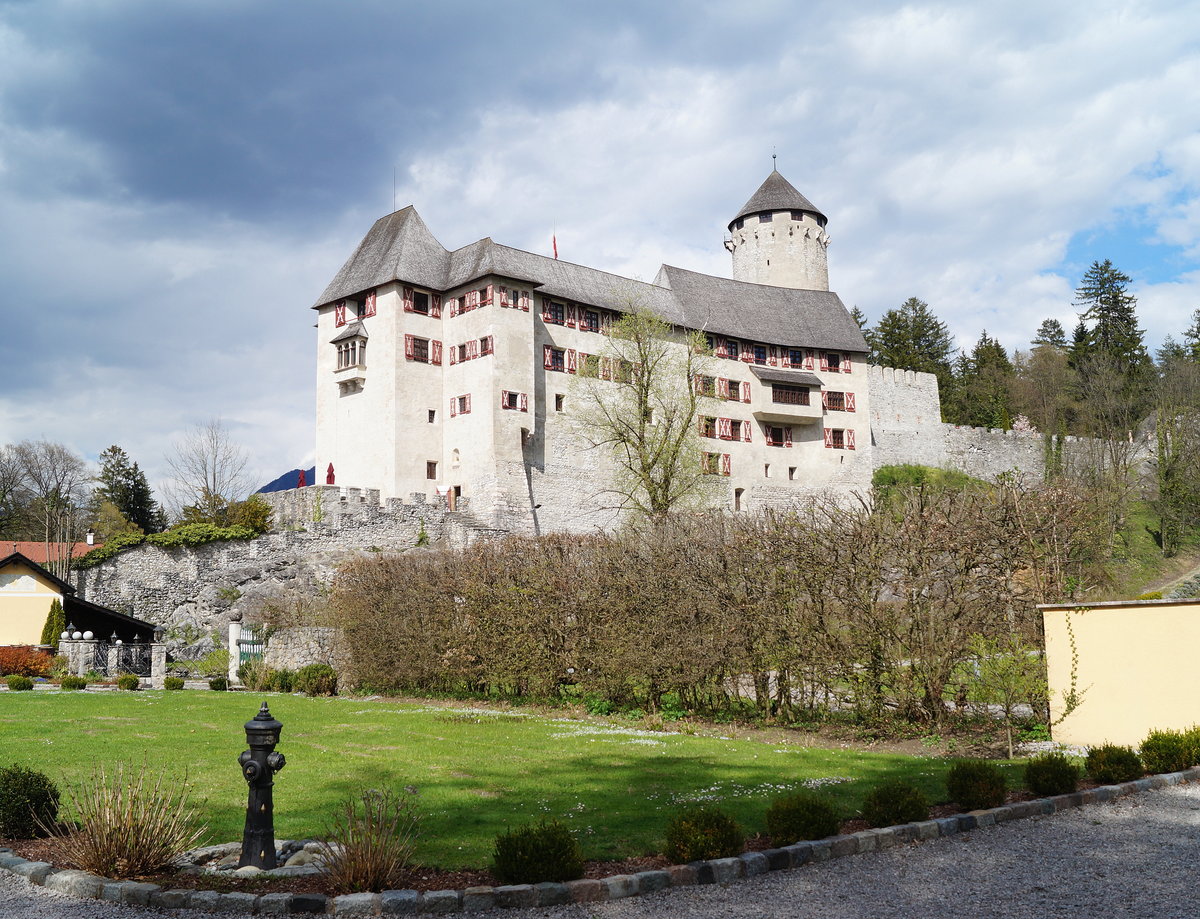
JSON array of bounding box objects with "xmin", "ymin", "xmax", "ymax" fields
[{"xmin": 1, "ymin": 0, "xmax": 1198, "ymax": 497}]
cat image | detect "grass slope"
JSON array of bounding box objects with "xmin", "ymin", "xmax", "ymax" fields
[{"xmin": 0, "ymin": 691, "xmax": 1014, "ymax": 868}]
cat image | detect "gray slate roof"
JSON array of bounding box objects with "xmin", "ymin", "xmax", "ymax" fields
[
  {"xmin": 749, "ymin": 366, "xmax": 824, "ymax": 387},
  {"xmin": 729, "ymin": 170, "xmax": 825, "ymax": 228},
  {"xmin": 312, "ymin": 207, "xmax": 866, "ymax": 353},
  {"xmin": 330, "ymin": 320, "xmax": 368, "ymax": 343}
]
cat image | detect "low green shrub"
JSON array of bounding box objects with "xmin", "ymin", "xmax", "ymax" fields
[
  {"xmin": 0, "ymin": 764, "xmax": 60, "ymax": 838},
  {"xmin": 584, "ymin": 695, "xmax": 614, "ymax": 716},
  {"xmin": 208, "ymin": 677, "xmax": 229, "ymax": 692},
  {"xmin": 946, "ymin": 760, "xmax": 1007, "ymax": 810},
  {"xmin": 766, "ymin": 791, "xmax": 839, "ymax": 845},
  {"xmin": 194, "ymin": 649, "xmax": 231, "ymax": 679},
  {"xmin": 295, "ymin": 663, "xmax": 337, "ymax": 697},
  {"xmin": 492, "ymin": 819, "xmax": 584, "ymax": 884},
  {"xmin": 665, "ymin": 806, "xmax": 743, "ymax": 862},
  {"xmin": 60, "ymin": 675, "xmax": 87, "ymax": 691},
  {"xmin": 6, "ymin": 675, "xmax": 34, "ymax": 691},
  {"xmin": 269, "ymin": 668, "xmax": 295, "ymax": 693},
  {"xmin": 860, "ymin": 780, "xmax": 929, "ymax": 827},
  {"xmin": 116, "ymin": 673, "xmax": 140, "ymax": 691},
  {"xmin": 1086, "ymin": 744, "xmax": 1143, "ymax": 784},
  {"xmin": 1024, "ymin": 753, "xmax": 1079, "ymax": 796},
  {"xmin": 1139, "ymin": 728, "xmax": 1198, "ymax": 774},
  {"xmin": 163, "ymin": 676, "xmax": 185, "ymax": 691}
]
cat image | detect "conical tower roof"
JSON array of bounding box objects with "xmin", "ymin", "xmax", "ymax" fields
[{"xmin": 729, "ymin": 169, "xmax": 825, "ymax": 229}]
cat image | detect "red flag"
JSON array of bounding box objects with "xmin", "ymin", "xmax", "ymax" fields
[
  {"xmin": 326, "ymin": 462, "xmax": 335, "ymax": 485},
  {"xmin": 553, "ymin": 234, "xmax": 558, "ymax": 260},
  {"xmin": 297, "ymin": 469, "xmax": 306, "ymax": 488}
]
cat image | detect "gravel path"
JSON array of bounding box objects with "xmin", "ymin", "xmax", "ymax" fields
[{"xmin": 4, "ymin": 785, "xmax": 1200, "ymax": 918}]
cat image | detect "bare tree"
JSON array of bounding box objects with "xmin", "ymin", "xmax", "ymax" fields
[
  {"xmin": 0, "ymin": 444, "xmax": 28, "ymax": 537},
  {"xmin": 572, "ymin": 303, "xmax": 718, "ymax": 517},
  {"xmin": 163, "ymin": 419, "xmax": 251, "ymax": 523},
  {"xmin": 13, "ymin": 440, "xmax": 91, "ymax": 580}
]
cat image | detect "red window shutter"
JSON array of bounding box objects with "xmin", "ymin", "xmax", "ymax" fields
[
  {"xmin": 404, "ymin": 334, "xmax": 415, "ymax": 360},
  {"xmin": 697, "ymin": 416, "xmax": 705, "ymax": 435},
  {"xmin": 567, "ymin": 349, "xmax": 577, "ymax": 373},
  {"xmin": 499, "ymin": 286, "xmax": 509, "ymax": 307},
  {"xmin": 520, "ymin": 393, "xmax": 528, "ymax": 412},
  {"xmin": 847, "ymin": 429, "xmax": 856, "ymax": 450},
  {"xmin": 716, "ymin": 337, "xmax": 728, "ymax": 358},
  {"xmin": 541, "ymin": 298, "xmax": 552, "ymax": 321},
  {"xmin": 718, "ymin": 378, "xmax": 728, "ymax": 399},
  {"xmin": 450, "ymin": 397, "xmax": 457, "ymax": 418},
  {"xmin": 821, "ymin": 391, "xmax": 829, "ymax": 409},
  {"xmin": 403, "ymin": 287, "xmax": 414, "ymax": 312},
  {"xmin": 846, "ymin": 392, "xmax": 856, "ymax": 412},
  {"xmin": 718, "ymin": 418, "xmax": 730, "ymax": 440},
  {"xmin": 484, "ymin": 284, "xmax": 493, "ymax": 305},
  {"xmin": 334, "ymin": 302, "xmax": 347, "ymax": 327},
  {"xmin": 543, "ymin": 345, "xmax": 553, "ymax": 370},
  {"xmin": 693, "ymin": 374, "xmax": 702, "ymax": 394},
  {"xmin": 805, "ymin": 350, "xmax": 815, "ymax": 370},
  {"xmin": 363, "ymin": 291, "xmax": 377, "ymax": 317},
  {"xmin": 742, "ymin": 381, "xmax": 751, "ymax": 403},
  {"xmin": 468, "ymin": 340, "xmax": 478, "ymax": 359},
  {"xmin": 843, "ymin": 353, "xmax": 852, "ymax": 372},
  {"xmin": 741, "ymin": 350, "xmax": 754, "ymax": 364},
  {"xmin": 500, "ymin": 390, "xmax": 509, "ymax": 409},
  {"xmin": 484, "ymin": 336, "xmax": 494, "ymax": 355},
  {"xmin": 449, "ymin": 345, "xmax": 458, "ymax": 365},
  {"xmin": 721, "ymin": 454, "xmax": 731, "ymax": 476},
  {"xmin": 768, "ymin": 346, "xmax": 778, "ymax": 367},
  {"xmin": 785, "ymin": 426, "xmax": 793, "ymax": 447},
  {"xmin": 819, "ymin": 354, "xmax": 829, "ymax": 372},
  {"xmin": 566, "ymin": 304, "xmax": 577, "ymax": 328},
  {"xmin": 520, "ymin": 292, "xmax": 529, "ymax": 311},
  {"xmin": 464, "ymin": 394, "xmax": 471, "ymax": 414},
  {"xmin": 431, "ymin": 294, "xmax": 442, "ymax": 318},
  {"xmin": 823, "ymin": 428, "xmax": 833, "ymax": 448},
  {"xmin": 431, "ymin": 340, "xmax": 442, "ymax": 365},
  {"xmin": 742, "ymin": 422, "xmax": 751, "ymax": 443}
]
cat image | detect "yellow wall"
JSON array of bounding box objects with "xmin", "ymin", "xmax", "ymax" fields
[
  {"xmin": 1043, "ymin": 599, "xmax": 1200, "ymax": 747},
  {"xmin": 0, "ymin": 561, "xmax": 63, "ymax": 646}
]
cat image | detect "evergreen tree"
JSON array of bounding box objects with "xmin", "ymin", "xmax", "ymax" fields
[
  {"xmin": 1068, "ymin": 320, "xmax": 1091, "ymax": 369},
  {"xmin": 1074, "ymin": 259, "xmax": 1150, "ymax": 376},
  {"xmin": 1157, "ymin": 335, "xmax": 1188, "ymax": 367},
  {"xmin": 948, "ymin": 331, "xmax": 1015, "ymax": 428},
  {"xmin": 94, "ymin": 446, "xmax": 164, "ymax": 534},
  {"xmin": 850, "ymin": 306, "xmax": 869, "ymax": 333},
  {"xmin": 40, "ymin": 598, "xmax": 66, "ymax": 649},
  {"xmin": 1032, "ymin": 319, "xmax": 1068, "ymax": 350},
  {"xmin": 1182, "ymin": 308, "xmax": 1200, "ymax": 362},
  {"xmin": 870, "ymin": 297, "xmax": 956, "ymax": 400}
]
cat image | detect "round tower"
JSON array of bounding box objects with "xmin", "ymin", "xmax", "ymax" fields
[{"xmin": 724, "ymin": 169, "xmax": 830, "ymax": 291}]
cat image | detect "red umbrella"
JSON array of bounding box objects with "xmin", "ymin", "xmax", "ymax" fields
[
  {"xmin": 326, "ymin": 463, "xmax": 335, "ymax": 485},
  {"xmin": 297, "ymin": 469, "xmax": 306, "ymax": 488}
]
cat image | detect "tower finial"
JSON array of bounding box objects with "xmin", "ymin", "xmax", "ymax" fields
[{"xmin": 772, "ymin": 148, "xmax": 777, "ymax": 170}]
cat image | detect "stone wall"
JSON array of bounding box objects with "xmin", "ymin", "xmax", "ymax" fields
[
  {"xmin": 262, "ymin": 626, "xmax": 346, "ymax": 673},
  {"xmin": 74, "ymin": 487, "xmax": 508, "ymax": 655}
]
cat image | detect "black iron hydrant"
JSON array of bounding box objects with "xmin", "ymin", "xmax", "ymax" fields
[{"xmin": 237, "ymin": 702, "xmax": 286, "ymax": 869}]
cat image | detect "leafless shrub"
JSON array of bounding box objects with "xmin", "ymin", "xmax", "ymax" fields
[{"xmin": 320, "ymin": 788, "xmax": 419, "ymax": 894}]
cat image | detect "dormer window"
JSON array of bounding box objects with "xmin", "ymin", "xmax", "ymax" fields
[
  {"xmin": 337, "ymin": 339, "xmax": 365, "ymax": 370},
  {"xmin": 760, "ymin": 213, "xmax": 773, "ymax": 223},
  {"xmin": 412, "ymin": 291, "xmax": 430, "ymax": 315}
]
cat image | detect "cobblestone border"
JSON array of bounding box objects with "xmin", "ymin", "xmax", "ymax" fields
[{"xmin": 3, "ymin": 767, "xmax": 1197, "ymax": 915}]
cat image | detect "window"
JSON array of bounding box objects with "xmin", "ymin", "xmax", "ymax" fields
[
  {"xmin": 734, "ymin": 488, "xmax": 744, "ymax": 512},
  {"xmin": 477, "ymin": 286, "xmax": 492, "ymax": 306},
  {"xmin": 825, "ymin": 391, "xmax": 846, "ymax": 412},
  {"xmin": 753, "ymin": 345, "xmax": 767, "ymax": 365},
  {"xmin": 700, "ymin": 416, "xmax": 716, "ymax": 438},
  {"xmin": 788, "ymin": 466, "xmax": 797, "ymax": 480},
  {"xmin": 584, "ymin": 310, "xmax": 600, "ymax": 332},
  {"xmin": 581, "ymin": 353, "xmax": 601, "ymax": 377},
  {"xmin": 455, "ymin": 343, "xmax": 469, "ymax": 364},
  {"xmin": 787, "ymin": 349, "xmax": 804, "ymax": 367},
  {"xmin": 504, "ymin": 391, "xmax": 519, "ymax": 410},
  {"xmin": 823, "ymin": 352, "xmax": 841, "ymax": 373},
  {"xmin": 696, "ymin": 375, "xmax": 716, "ymax": 397},
  {"xmin": 790, "ymin": 210, "xmax": 805, "ymax": 221},
  {"xmin": 616, "ymin": 359, "xmax": 633, "ymax": 383},
  {"xmin": 426, "ymin": 461, "xmax": 437, "ymax": 480},
  {"xmin": 733, "ymin": 218, "xmax": 744, "ymax": 231},
  {"xmin": 555, "ymin": 394, "xmax": 565, "ymax": 412},
  {"xmin": 766, "ymin": 426, "xmax": 793, "ymax": 447},
  {"xmin": 547, "ymin": 302, "xmax": 565, "ymax": 325},
  {"xmin": 760, "ymin": 213, "xmax": 773, "ymax": 223},
  {"xmin": 827, "ymin": 428, "xmax": 845, "ymax": 449},
  {"xmin": 764, "ymin": 463, "xmax": 771, "ymax": 477},
  {"xmin": 701, "ymin": 452, "xmax": 730, "ymax": 475},
  {"xmin": 546, "ymin": 347, "xmax": 565, "ymax": 372},
  {"xmin": 412, "ymin": 291, "xmax": 430, "ymax": 315},
  {"xmin": 729, "ymin": 420, "xmax": 743, "ymax": 440},
  {"xmin": 772, "ymin": 384, "xmax": 809, "ymax": 405},
  {"xmin": 428, "ymin": 410, "xmax": 436, "ymax": 423},
  {"xmin": 336, "ymin": 339, "xmax": 365, "ymax": 369},
  {"xmin": 501, "ymin": 390, "xmax": 528, "ymax": 412},
  {"xmin": 480, "ymin": 336, "xmax": 494, "ymax": 355},
  {"xmin": 726, "ymin": 340, "xmax": 740, "ymax": 361},
  {"xmin": 409, "ymin": 336, "xmax": 429, "ymax": 362},
  {"xmin": 450, "ymin": 394, "xmax": 471, "ymax": 416}
]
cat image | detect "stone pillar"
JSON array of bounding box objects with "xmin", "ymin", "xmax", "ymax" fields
[
  {"xmin": 150, "ymin": 642, "xmax": 167, "ymax": 689},
  {"xmin": 106, "ymin": 644, "xmax": 119, "ymax": 676},
  {"xmin": 228, "ymin": 622, "xmax": 242, "ymax": 683},
  {"xmin": 77, "ymin": 639, "xmax": 99, "ymax": 678}
]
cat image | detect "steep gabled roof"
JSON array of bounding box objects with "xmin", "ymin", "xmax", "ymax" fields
[
  {"xmin": 729, "ymin": 170, "xmax": 825, "ymax": 228},
  {"xmin": 0, "ymin": 551, "xmax": 76, "ymax": 594},
  {"xmin": 313, "ymin": 207, "xmax": 450, "ymax": 307}
]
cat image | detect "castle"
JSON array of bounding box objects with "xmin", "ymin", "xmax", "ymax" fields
[{"xmin": 312, "ymin": 169, "xmax": 881, "ymax": 533}]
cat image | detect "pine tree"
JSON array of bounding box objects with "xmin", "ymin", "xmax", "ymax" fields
[
  {"xmin": 870, "ymin": 297, "xmax": 956, "ymax": 398},
  {"xmin": 1182, "ymin": 308, "xmax": 1200, "ymax": 362},
  {"xmin": 1032, "ymin": 319, "xmax": 1068, "ymax": 350},
  {"xmin": 94, "ymin": 446, "xmax": 164, "ymax": 534},
  {"xmin": 1068, "ymin": 320, "xmax": 1091, "ymax": 369},
  {"xmin": 850, "ymin": 306, "xmax": 869, "ymax": 332},
  {"xmin": 1074, "ymin": 259, "xmax": 1150, "ymax": 376},
  {"xmin": 40, "ymin": 598, "xmax": 65, "ymax": 649},
  {"xmin": 948, "ymin": 331, "xmax": 1015, "ymax": 428}
]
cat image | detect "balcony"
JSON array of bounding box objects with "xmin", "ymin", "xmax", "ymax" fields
[{"xmin": 749, "ymin": 366, "xmax": 824, "ymax": 424}]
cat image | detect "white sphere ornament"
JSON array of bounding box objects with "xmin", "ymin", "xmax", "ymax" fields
[
  {"xmin": 72, "ymin": 630, "xmax": 82, "ymax": 640},
  {"xmin": 82, "ymin": 631, "xmax": 94, "ymax": 641},
  {"xmin": 60, "ymin": 630, "xmax": 69, "ymax": 640}
]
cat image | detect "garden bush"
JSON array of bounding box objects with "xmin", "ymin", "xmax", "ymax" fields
[
  {"xmin": 194, "ymin": 649, "xmax": 231, "ymax": 679},
  {"xmin": 321, "ymin": 789, "xmax": 420, "ymax": 893},
  {"xmin": 1086, "ymin": 744, "xmax": 1143, "ymax": 784},
  {"xmin": 1024, "ymin": 753, "xmax": 1079, "ymax": 796},
  {"xmin": 50, "ymin": 763, "xmax": 203, "ymax": 876},
  {"xmin": 0, "ymin": 764, "xmax": 60, "ymax": 838},
  {"xmin": 208, "ymin": 677, "xmax": 229, "ymax": 691},
  {"xmin": 6, "ymin": 675, "xmax": 34, "ymax": 691},
  {"xmin": 491, "ymin": 819, "xmax": 583, "ymax": 885},
  {"xmin": 860, "ymin": 780, "xmax": 929, "ymax": 827},
  {"xmin": 116, "ymin": 673, "xmax": 140, "ymax": 691},
  {"xmin": 1139, "ymin": 728, "xmax": 1198, "ymax": 774},
  {"xmin": 946, "ymin": 760, "xmax": 1007, "ymax": 810},
  {"xmin": 163, "ymin": 676, "xmax": 185, "ymax": 691},
  {"xmin": 765, "ymin": 791, "xmax": 840, "ymax": 844},
  {"xmin": 665, "ymin": 806, "xmax": 744, "ymax": 862},
  {"xmin": 269, "ymin": 668, "xmax": 296, "ymax": 693},
  {"xmin": 295, "ymin": 663, "xmax": 337, "ymax": 697},
  {"xmin": 0, "ymin": 646, "xmax": 51, "ymax": 678},
  {"xmin": 60, "ymin": 675, "xmax": 87, "ymax": 691}
]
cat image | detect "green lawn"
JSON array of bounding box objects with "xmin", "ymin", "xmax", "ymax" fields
[{"xmin": 0, "ymin": 690, "xmax": 1014, "ymax": 867}]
